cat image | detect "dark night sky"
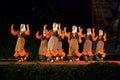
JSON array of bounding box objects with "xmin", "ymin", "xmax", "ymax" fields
[
  {"xmin": 0, "ymin": 0, "xmax": 92, "ymax": 38},
  {"xmin": 0, "ymin": 0, "xmax": 92, "ymax": 26},
  {"xmin": 0, "ymin": 0, "xmax": 120, "ymax": 57},
  {"xmin": 0, "ymin": 0, "xmax": 92, "ymax": 57},
  {"xmin": 0, "ymin": 0, "xmax": 92, "ymax": 39}
]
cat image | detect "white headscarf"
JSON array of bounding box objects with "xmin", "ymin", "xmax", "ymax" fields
[
  {"xmin": 20, "ymin": 24, "xmax": 26, "ymax": 32},
  {"xmin": 99, "ymin": 29, "xmax": 103, "ymax": 36},
  {"xmin": 87, "ymin": 28, "xmax": 91, "ymax": 35},
  {"xmin": 72, "ymin": 25, "xmax": 77, "ymax": 33},
  {"xmin": 53, "ymin": 23, "xmax": 58, "ymax": 31}
]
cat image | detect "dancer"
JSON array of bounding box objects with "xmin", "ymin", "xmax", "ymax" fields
[
  {"xmin": 65, "ymin": 25, "xmax": 82, "ymax": 62},
  {"xmin": 46, "ymin": 22, "xmax": 59, "ymax": 62},
  {"xmin": 35, "ymin": 24, "xmax": 50, "ymax": 61},
  {"xmin": 95, "ymin": 29, "xmax": 107, "ymax": 61},
  {"xmin": 82, "ymin": 28, "xmax": 97, "ymax": 62},
  {"xmin": 55, "ymin": 23, "xmax": 66, "ymax": 61},
  {"xmin": 11, "ymin": 24, "xmax": 30, "ymax": 62}
]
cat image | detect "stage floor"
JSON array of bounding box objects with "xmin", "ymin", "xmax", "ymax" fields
[{"xmin": 0, "ymin": 60, "xmax": 120, "ymax": 65}]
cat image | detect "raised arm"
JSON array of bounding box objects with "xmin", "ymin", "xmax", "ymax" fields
[
  {"xmin": 58, "ymin": 23, "xmax": 62, "ymax": 35},
  {"xmin": 64, "ymin": 27, "xmax": 69, "ymax": 37},
  {"xmin": 35, "ymin": 31, "xmax": 42, "ymax": 39},
  {"xmin": 10, "ymin": 24, "xmax": 18, "ymax": 36},
  {"xmin": 63, "ymin": 27, "xmax": 70, "ymax": 43},
  {"xmin": 67, "ymin": 32, "xmax": 71, "ymax": 43},
  {"xmin": 91, "ymin": 28, "xmax": 98, "ymax": 41},
  {"xmin": 103, "ymin": 33, "xmax": 107, "ymax": 42},
  {"xmin": 78, "ymin": 26, "xmax": 85, "ymax": 38},
  {"xmin": 43, "ymin": 24, "xmax": 50, "ymax": 38},
  {"xmin": 57, "ymin": 23, "xmax": 65, "ymax": 39},
  {"xmin": 25, "ymin": 24, "xmax": 30, "ymax": 36}
]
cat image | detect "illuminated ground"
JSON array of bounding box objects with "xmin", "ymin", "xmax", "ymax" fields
[{"xmin": 0, "ymin": 60, "xmax": 120, "ymax": 65}]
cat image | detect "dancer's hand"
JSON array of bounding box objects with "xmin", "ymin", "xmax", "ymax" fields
[
  {"xmin": 44, "ymin": 24, "xmax": 47, "ymax": 30},
  {"xmin": 104, "ymin": 33, "xmax": 106, "ymax": 37},
  {"xmin": 92, "ymin": 28, "xmax": 95, "ymax": 32},
  {"xmin": 11, "ymin": 24, "xmax": 14, "ymax": 29},
  {"xmin": 79, "ymin": 27, "xmax": 83, "ymax": 32},
  {"xmin": 26, "ymin": 24, "xmax": 29, "ymax": 30},
  {"xmin": 78, "ymin": 26, "xmax": 80, "ymax": 31},
  {"xmin": 64, "ymin": 27, "xmax": 67, "ymax": 32},
  {"xmin": 58, "ymin": 23, "xmax": 61, "ymax": 29},
  {"xmin": 37, "ymin": 31, "xmax": 39, "ymax": 34}
]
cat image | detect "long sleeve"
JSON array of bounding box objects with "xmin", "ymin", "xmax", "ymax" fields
[
  {"xmin": 91, "ymin": 32, "xmax": 98, "ymax": 41},
  {"xmin": 44, "ymin": 30, "xmax": 50, "ymax": 38},
  {"xmin": 35, "ymin": 32, "xmax": 42, "ymax": 39},
  {"xmin": 103, "ymin": 36, "xmax": 107, "ymax": 42},
  {"xmin": 11, "ymin": 29, "xmax": 18, "ymax": 36},
  {"xmin": 77, "ymin": 32, "xmax": 84, "ymax": 38},
  {"xmin": 25, "ymin": 30, "xmax": 30, "ymax": 36}
]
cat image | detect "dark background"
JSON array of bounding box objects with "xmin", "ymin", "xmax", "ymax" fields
[
  {"xmin": 0, "ymin": 0, "xmax": 92, "ymax": 27},
  {"xmin": 0, "ymin": 0, "xmax": 92, "ymax": 39},
  {"xmin": 0, "ymin": 0, "xmax": 119, "ymax": 59}
]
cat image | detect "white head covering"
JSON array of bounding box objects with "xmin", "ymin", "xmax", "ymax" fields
[
  {"xmin": 53, "ymin": 23, "xmax": 58, "ymax": 31},
  {"xmin": 87, "ymin": 28, "xmax": 91, "ymax": 35},
  {"xmin": 72, "ymin": 25, "xmax": 77, "ymax": 33},
  {"xmin": 20, "ymin": 24, "xmax": 26, "ymax": 32},
  {"xmin": 99, "ymin": 29, "xmax": 103, "ymax": 36}
]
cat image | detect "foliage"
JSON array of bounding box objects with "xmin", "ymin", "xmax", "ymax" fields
[{"xmin": 0, "ymin": 62, "xmax": 120, "ymax": 80}]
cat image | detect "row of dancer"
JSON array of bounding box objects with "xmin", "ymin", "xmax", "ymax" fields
[{"xmin": 11, "ymin": 23, "xmax": 107, "ymax": 62}]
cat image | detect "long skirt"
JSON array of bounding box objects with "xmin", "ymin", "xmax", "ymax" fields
[
  {"xmin": 39, "ymin": 39, "xmax": 48, "ymax": 56},
  {"xmin": 68, "ymin": 39, "xmax": 81, "ymax": 57},
  {"xmin": 82, "ymin": 39, "xmax": 93, "ymax": 56},
  {"xmin": 57, "ymin": 41, "xmax": 62, "ymax": 50},
  {"xmin": 96, "ymin": 40, "xmax": 104, "ymax": 52},
  {"xmin": 96, "ymin": 40, "xmax": 106, "ymax": 57},
  {"xmin": 14, "ymin": 37, "xmax": 28, "ymax": 57},
  {"xmin": 56, "ymin": 41, "xmax": 65, "ymax": 57},
  {"xmin": 47, "ymin": 36, "xmax": 59, "ymax": 57},
  {"xmin": 83, "ymin": 40, "xmax": 92, "ymax": 52},
  {"xmin": 48, "ymin": 36, "xmax": 58, "ymax": 51},
  {"xmin": 15, "ymin": 37, "xmax": 25, "ymax": 52}
]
